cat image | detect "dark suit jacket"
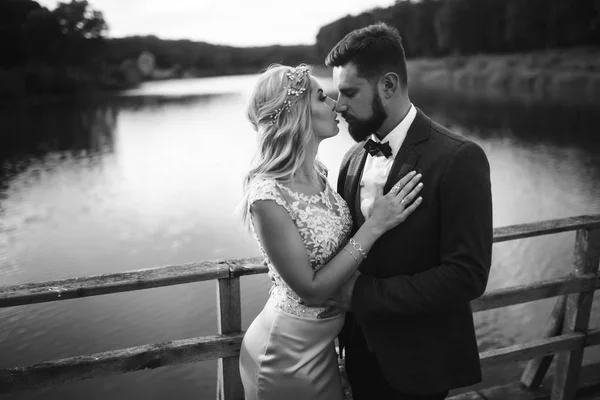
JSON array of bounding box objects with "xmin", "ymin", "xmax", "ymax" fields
[{"xmin": 337, "ymin": 108, "xmax": 493, "ymax": 394}]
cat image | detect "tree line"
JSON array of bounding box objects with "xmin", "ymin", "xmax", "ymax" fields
[
  {"xmin": 1, "ymin": 0, "xmax": 111, "ymax": 95},
  {"xmin": 0, "ymin": 0, "xmax": 319, "ymax": 97},
  {"xmin": 2, "ymin": 0, "xmax": 598, "ymax": 99},
  {"xmin": 102, "ymin": 36, "xmax": 318, "ymax": 77},
  {"xmin": 316, "ymin": 0, "xmax": 600, "ymax": 60},
  {"xmin": 1, "ymin": 0, "xmax": 107, "ymax": 69}
]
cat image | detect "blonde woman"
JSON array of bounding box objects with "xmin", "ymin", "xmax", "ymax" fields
[{"xmin": 239, "ymin": 64, "xmax": 423, "ymax": 400}]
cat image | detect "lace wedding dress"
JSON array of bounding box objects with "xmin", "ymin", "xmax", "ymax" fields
[{"xmin": 239, "ymin": 165, "xmax": 353, "ymax": 400}]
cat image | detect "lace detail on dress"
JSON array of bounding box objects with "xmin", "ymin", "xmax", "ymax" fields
[{"xmin": 247, "ymin": 166, "xmax": 353, "ymax": 317}]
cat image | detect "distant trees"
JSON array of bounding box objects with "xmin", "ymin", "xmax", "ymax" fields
[
  {"xmin": 1, "ymin": 0, "xmax": 45, "ymax": 68},
  {"xmin": 53, "ymin": 0, "xmax": 107, "ymax": 39},
  {"xmin": 3, "ymin": 0, "xmax": 598, "ymax": 99},
  {"xmin": 0, "ymin": 0, "xmax": 110, "ymax": 96},
  {"xmin": 407, "ymin": 0, "xmax": 440, "ymax": 57},
  {"xmin": 101, "ymin": 36, "xmax": 319, "ymax": 76},
  {"xmin": 0, "ymin": 0, "xmax": 319, "ymax": 98},
  {"xmin": 0, "ymin": 0, "xmax": 108, "ymax": 68},
  {"xmin": 315, "ymin": 0, "xmax": 600, "ymax": 60}
]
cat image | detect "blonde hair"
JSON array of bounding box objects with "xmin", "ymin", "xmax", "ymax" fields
[{"xmin": 241, "ymin": 63, "xmax": 315, "ymax": 227}]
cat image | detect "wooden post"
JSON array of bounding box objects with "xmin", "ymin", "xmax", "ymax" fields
[
  {"xmin": 520, "ymin": 295, "xmax": 567, "ymax": 388},
  {"xmin": 551, "ymin": 228, "xmax": 600, "ymax": 400},
  {"xmin": 216, "ymin": 276, "xmax": 243, "ymax": 400}
]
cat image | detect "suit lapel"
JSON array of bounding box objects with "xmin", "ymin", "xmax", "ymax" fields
[
  {"xmin": 383, "ymin": 108, "xmax": 430, "ymax": 194},
  {"xmin": 354, "ymin": 181, "xmax": 366, "ymax": 227},
  {"xmin": 383, "ymin": 147, "xmax": 420, "ymax": 194},
  {"xmin": 345, "ymin": 145, "xmax": 368, "ymax": 226}
]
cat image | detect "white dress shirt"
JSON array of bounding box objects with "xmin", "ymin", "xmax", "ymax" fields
[{"xmin": 360, "ymin": 103, "xmax": 417, "ymax": 219}]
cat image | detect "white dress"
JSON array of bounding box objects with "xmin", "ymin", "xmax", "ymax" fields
[{"xmin": 239, "ymin": 165, "xmax": 353, "ymax": 400}]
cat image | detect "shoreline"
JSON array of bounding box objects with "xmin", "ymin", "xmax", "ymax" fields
[{"xmin": 3, "ymin": 47, "xmax": 600, "ymax": 107}]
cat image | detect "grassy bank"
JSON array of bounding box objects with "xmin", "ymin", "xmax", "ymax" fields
[{"xmin": 407, "ymin": 47, "xmax": 600, "ymax": 104}]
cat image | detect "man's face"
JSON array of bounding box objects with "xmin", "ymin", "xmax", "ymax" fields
[{"xmin": 332, "ymin": 63, "xmax": 387, "ymax": 142}]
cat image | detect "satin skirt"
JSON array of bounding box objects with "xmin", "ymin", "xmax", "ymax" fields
[{"xmin": 239, "ymin": 297, "xmax": 345, "ymax": 400}]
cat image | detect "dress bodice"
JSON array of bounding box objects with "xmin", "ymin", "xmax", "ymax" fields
[{"xmin": 246, "ymin": 165, "xmax": 353, "ymax": 317}]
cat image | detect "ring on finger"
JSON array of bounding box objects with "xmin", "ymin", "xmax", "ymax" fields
[{"xmin": 401, "ymin": 198, "xmax": 408, "ymax": 206}]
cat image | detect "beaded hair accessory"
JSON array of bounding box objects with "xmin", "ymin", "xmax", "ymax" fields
[{"xmin": 268, "ymin": 66, "xmax": 310, "ymax": 125}]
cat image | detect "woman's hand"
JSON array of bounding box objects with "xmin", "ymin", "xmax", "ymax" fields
[{"xmin": 367, "ymin": 171, "xmax": 423, "ymax": 235}]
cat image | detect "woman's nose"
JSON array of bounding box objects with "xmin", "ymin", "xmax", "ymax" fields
[{"xmin": 325, "ymin": 97, "xmax": 336, "ymax": 109}]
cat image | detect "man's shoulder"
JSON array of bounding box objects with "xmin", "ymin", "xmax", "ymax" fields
[
  {"xmin": 421, "ymin": 112, "xmax": 481, "ymax": 155},
  {"xmin": 340, "ymin": 141, "xmax": 365, "ymax": 166},
  {"xmin": 419, "ymin": 113, "xmax": 490, "ymax": 172},
  {"xmin": 429, "ymin": 119, "xmax": 469, "ymax": 145}
]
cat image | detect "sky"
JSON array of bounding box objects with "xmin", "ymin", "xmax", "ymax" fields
[{"xmin": 36, "ymin": 0, "xmax": 397, "ymax": 47}]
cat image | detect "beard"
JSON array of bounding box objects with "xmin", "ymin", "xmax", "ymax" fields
[{"xmin": 344, "ymin": 91, "xmax": 388, "ymax": 142}]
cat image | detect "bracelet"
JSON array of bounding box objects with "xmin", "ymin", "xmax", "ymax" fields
[
  {"xmin": 349, "ymin": 238, "xmax": 368, "ymax": 260},
  {"xmin": 343, "ymin": 247, "xmax": 359, "ymax": 267}
]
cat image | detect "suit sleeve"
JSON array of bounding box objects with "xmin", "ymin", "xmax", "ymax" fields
[{"xmin": 351, "ymin": 141, "xmax": 493, "ymax": 318}]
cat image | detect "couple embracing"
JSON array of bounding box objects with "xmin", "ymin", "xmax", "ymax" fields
[{"xmin": 239, "ymin": 23, "xmax": 493, "ymax": 400}]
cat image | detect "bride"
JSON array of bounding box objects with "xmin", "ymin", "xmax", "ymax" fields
[{"xmin": 239, "ymin": 63, "xmax": 423, "ymax": 400}]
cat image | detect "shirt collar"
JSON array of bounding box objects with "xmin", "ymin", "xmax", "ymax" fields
[{"xmin": 370, "ymin": 103, "xmax": 416, "ymax": 158}]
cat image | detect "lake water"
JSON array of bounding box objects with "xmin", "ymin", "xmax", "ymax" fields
[{"xmin": 1, "ymin": 74, "xmax": 600, "ymax": 399}]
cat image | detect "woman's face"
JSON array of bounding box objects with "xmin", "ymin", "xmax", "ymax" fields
[{"xmin": 309, "ymin": 76, "xmax": 339, "ymax": 141}]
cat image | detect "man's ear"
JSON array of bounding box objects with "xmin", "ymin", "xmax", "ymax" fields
[{"xmin": 382, "ymin": 73, "xmax": 401, "ymax": 98}]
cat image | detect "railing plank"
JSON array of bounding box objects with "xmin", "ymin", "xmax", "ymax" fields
[
  {"xmin": 472, "ymin": 273, "xmax": 599, "ymax": 313},
  {"xmin": 552, "ymin": 228, "xmax": 600, "ymax": 400},
  {"xmin": 480, "ymin": 332, "xmax": 585, "ymax": 367},
  {"xmin": 3, "ymin": 264, "xmax": 597, "ymax": 312},
  {"xmin": 587, "ymin": 329, "xmax": 600, "ymax": 346},
  {"xmin": 2, "ymin": 328, "xmax": 597, "ymax": 396},
  {"xmin": 0, "ymin": 333, "xmax": 244, "ymax": 394},
  {"xmin": 216, "ymin": 277, "xmax": 243, "ymax": 400},
  {"xmin": 0, "ymin": 261, "xmax": 246, "ymax": 309},
  {"xmin": 521, "ymin": 296, "xmax": 567, "ymax": 389},
  {"xmin": 479, "ymin": 328, "xmax": 600, "ymax": 367},
  {"xmin": 2, "ymin": 215, "xmax": 599, "ymax": 309},
  {"xmin": 229, "ymin": 262, "xmax": 268, "ymax": 278},
  {"xmin": 0, "ymin": 327, "xmax": 598, "ymax": 395},
  {"xmin": 492, "ymin": 215, "xmax": 600, "ymax": 243}
]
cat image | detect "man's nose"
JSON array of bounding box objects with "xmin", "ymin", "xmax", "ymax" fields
[{"xmin": 334, "ymin": 100, "xmax": 346, "ymax": 113}]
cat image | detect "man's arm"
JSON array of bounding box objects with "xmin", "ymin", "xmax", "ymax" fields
[{"xmin": 351, "ymin": 141, "xmax": 493, "ymax": 319}]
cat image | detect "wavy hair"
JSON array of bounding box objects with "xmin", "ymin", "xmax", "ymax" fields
[{"xmin": 241, "ymin": 63, "xmax": 315, "ymax": 227}]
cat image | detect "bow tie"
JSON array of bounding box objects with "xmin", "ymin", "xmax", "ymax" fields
[{"xmin": 364, "ymin": 139, "xmax": 392, "ymax": 158}]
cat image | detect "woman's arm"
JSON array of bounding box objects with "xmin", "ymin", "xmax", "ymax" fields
[{"xmin": 251, "ymin": 171, "xmax": 423, "ymax": 306}]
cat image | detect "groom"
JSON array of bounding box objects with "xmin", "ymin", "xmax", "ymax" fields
[{"xmin": 325, "ymin": 23, "xmax": 493, "ymax": 399}]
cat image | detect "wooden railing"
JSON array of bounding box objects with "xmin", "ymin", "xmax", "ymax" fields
[{"xmin": 1, "ymin": 214, "xmax": 600, "ymax": 400}]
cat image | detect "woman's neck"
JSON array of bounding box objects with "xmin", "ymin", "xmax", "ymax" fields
[{"xmin": 292, "ymin": 145, "xmax": 320, "ymax": 187}]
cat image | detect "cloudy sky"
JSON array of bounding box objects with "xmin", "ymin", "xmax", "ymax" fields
[{"xmin": 36, "ymin": 0, "xmax": 396, "ymax": 47}]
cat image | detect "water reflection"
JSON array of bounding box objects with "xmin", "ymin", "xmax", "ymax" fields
[
  {"xmin": 0, "ymin": 78, "xmax": 599, "ymax": 399},
  {"xmin": 0, "ymin": 102, "xmax": 117, "ymax": 186}
]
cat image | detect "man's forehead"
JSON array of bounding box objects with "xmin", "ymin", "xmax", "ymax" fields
[{"xmin": 333, "ymin": 64, "xmax": 366, "ymax": 88}]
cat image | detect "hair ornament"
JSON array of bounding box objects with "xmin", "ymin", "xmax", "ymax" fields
[{"xmin": 268, "ymin": 66, "xmax": 310, "ymax": 125}]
